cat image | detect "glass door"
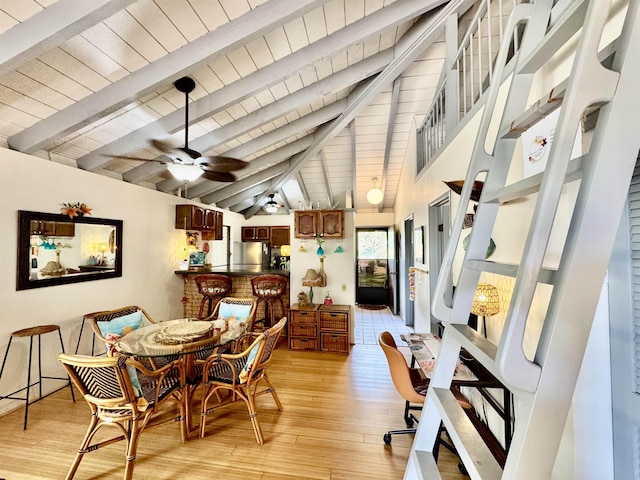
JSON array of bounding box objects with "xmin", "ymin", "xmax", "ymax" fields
[{"xmin": 355, "ymin": 229, "xmax": 389, "ymax": 306}]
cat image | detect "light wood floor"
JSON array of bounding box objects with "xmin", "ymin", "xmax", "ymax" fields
[{"xmin": 0, "ymin": 311, "xmax": 467, "ymax": 479}]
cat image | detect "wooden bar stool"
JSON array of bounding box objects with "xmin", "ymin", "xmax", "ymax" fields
[
  {"xmin": 0, "ymin": 324, "xmax": 76, "ymax": 429},
  {"xmin": 251, "ymin": 275, "xmax": 288, "ymax": 329},
  {"xmin": 195, "ymin": 274, "xmax": 232, "ymax": 319}
]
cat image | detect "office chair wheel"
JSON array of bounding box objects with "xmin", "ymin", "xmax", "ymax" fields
[
  {"xmin": 383, "ymin": 433, "xmax": 392, "ymax": 445},
  {"xmin": 405, "ymin": 418, "xmax": 415, "ymax": 427},
  {"xmin": 458, "ymin": 462, "xmax": 468, "ymax": 475}
]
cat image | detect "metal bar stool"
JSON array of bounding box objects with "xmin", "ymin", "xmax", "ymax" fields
[
  {"xmin": 195, "ymin": 274, "xmax": 232, "ymax": 319},
  {"xmin": 251, "ymin": 274, "xmax": 288, "ymax": 329},
  {"xmin": 0, "ymin": 324, "xmax": 76, "ymax": 429}
]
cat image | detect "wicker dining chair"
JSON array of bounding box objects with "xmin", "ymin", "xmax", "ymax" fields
[
  {"xmin": 198, "ymin": 317, "xmax": 287, "ymax": 444},
  {"xmin": 58, "ymin": 353, "xmax": 186, "ymax": 480}
]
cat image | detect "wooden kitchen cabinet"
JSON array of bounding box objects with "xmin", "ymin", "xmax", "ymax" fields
[
  {"xmin": 270, "ymin": 226, "xmax": 290, "ymax": 247},
  {"xmin": 176, "ymin": 205, "xmax": 223, "ymax": 240},
  {"xmin": 241, "ymin": 226, "xmax": 270, "ymax": 241},
  {"xmin": 294, "ymin": 211, "xmax": 319, "ymax": 238},
  {"xmin": 201, "ymin": 211, "xmax": 223, "ymax": 240},
  {"xmin": 175, "ymin": 205, "xmax": 206, "ymax": 230},
  {"xmin": 319, "ymin": 210, "xmax": 344, "ymax": 238},
  {"xmin": 29, "ymin": 220, "xmax": 75, "ymax": 237},
  {"xmin": 294, "ymin": 210, "xmax": 344, "ymax": 239}
]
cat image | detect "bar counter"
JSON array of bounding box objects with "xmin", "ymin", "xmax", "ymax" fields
[{"xmin": 175, "ymin": 268, "xmax": 290, "ymax": 319}]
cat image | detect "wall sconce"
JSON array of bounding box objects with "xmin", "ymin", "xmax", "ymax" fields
[
  {"xmin": 470, "ymin": 283, "xmax": 500, "ymax": 338},
  {"xmin": 366, "ymin": 177, "xmax": 384, "ymax": 205},
  {"xmin": 280, "ymin": 244, "xmax": 291, "ymax": 256}
]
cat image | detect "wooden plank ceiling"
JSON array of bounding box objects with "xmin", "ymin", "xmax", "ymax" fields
[{"xmin": 0, "ymin": 0, "xmax": 470, "ymax": 217}]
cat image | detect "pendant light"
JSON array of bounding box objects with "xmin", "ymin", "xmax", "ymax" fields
[{"xmin": 366, "ymin": 177, "xmax": 384, "ymax": 205}]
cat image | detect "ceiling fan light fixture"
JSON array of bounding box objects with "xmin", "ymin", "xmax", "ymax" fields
[
  {"xmin": 265, "ymin": 203, "xmax": 279, "ymax": 214},
  {"xmin": 167, "ymin": 163, "xmax": 204, "ymax": 182},
  {"xmin": 264, "ymin": 193, "xmax": 280, "ymax": 214},
  {"xmin": 367, "ymin": 177, "xmax": 384, "ymax": 205}
]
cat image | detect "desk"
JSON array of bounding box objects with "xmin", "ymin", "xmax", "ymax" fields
[
  {"xmin": 114, "ymin": 319, "xmax": 242, "ymax": 437},
  {"xmin": 402, "ymin": 333, "xmax": 513, "ymax": 466}
]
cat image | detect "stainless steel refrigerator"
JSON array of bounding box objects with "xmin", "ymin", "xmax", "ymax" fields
[{"xmin": 232, "ymin": 241, "xmax": 271, "ymax": 269}]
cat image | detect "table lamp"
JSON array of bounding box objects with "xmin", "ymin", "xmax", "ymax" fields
[
  {"xmin": 470, "ymin": 283, "xmax": 500, "ymax": 338},
  {"xmin": 302, "ymin": 269, "xmax": 320, "ymax": 305},
  {"xmin": 301, "ymin": 258, "xmax": 327, "ymax": 305}
]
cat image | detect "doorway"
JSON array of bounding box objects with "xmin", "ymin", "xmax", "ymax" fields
[
  {"xmin": 428, "ymin": 193, "xmax": 452, "ymax": 334},
  {"xmin": 403, "ymin": 215, "xmax": 414, "ymax": 327},
  {"xmin": 355, "ymin": 229, "xmax": 390, "ymax": 306}
]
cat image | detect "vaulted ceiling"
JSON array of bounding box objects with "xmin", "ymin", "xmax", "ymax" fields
[{"xmin": 0, "ymin": 0, "xmax": 473, "ymax": 217}]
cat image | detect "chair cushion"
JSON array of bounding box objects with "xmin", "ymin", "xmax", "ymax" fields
[
  {"xmin": 218, "ymin": 302, "xmax": 252, "ymax": 321},
  {"xmin": 239, "ymin": 343, "xmax": 260, "ymax": 383},
  {"xmin": 97, "ymin": 311, "xmax": 144, "ymax": 396},
  {"xmin": 97, "ymin": 310, "xmax": 144, "ymax": 339}
]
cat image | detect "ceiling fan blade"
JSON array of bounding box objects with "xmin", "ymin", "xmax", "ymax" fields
[
  {"xmin": 201, "ymin": 171, "xmax": 236, "ymax": 182},
  {"xmin": 151, "ymin": 138, "xmax": 179, "ymax": 154},
  {"xmin": 198, "ymin": 156, "xmax": 248, "ymax": 172}
]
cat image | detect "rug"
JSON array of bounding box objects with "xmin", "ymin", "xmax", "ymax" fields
[{"xmin": 358, "ymin": 304, "xmax": 387, "ymax": 310}]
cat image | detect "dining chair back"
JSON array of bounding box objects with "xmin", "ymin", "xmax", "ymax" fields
[
  {"xmin": 58, "ymin": 353, "xmax": 186, "ymax": 480},
  {"xmin": 87, "ymin": 305, "xmax": 156, "ymax": 355},
  {"xmin": 199, "ymin": 316, "xmax": 287, "ymax": 444}
]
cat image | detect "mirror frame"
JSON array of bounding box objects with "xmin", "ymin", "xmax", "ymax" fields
[{"xmin": 17, "ymin": 210, "xmax": 123, "ymax": 291}]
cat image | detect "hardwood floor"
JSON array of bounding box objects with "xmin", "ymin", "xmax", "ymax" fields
[{"xmin": 0, "ymin": 310, "xmax": 467, "ymax": 479}]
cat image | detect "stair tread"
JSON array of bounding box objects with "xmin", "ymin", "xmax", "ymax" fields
[{"xmin": 431, "ymin": 387, "xmax": 504, "ymax": 480}]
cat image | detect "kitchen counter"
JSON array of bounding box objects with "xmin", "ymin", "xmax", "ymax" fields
[
  {"xmin": 175, "ymin": 267, "xmax": 290, "ymax": 319},
  {"xmin": 175, "ymin": 267, "xmax": 289, "ymax": 276}
]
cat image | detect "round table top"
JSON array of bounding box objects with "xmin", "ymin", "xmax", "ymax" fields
[{"xmin": 114, "ymin": 319, "xmax": 239, "ymax": 358}]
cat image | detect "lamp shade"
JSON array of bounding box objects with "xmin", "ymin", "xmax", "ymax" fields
[
  {"xmin": 470, "ymin": 283, "xmax": 500, "ymax": 316},
  {"xmin": 302, "ymin": 268, "xmax": 319, "ymax": 286},
  {"xmin": 167, "ymin": 164, "xmax": 204, "ymax": 182},
  {"xmin": 264, "ymin": 203, "xmax": 278, "ymax": 214},
  {"xmin": 280, "ymin": 245, "xmax": 291, "ymax": 256}
]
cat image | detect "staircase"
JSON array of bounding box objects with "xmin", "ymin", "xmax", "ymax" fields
[{"xmin": 407, "ymin": 0, "xmax": 640, "ymax": 478}]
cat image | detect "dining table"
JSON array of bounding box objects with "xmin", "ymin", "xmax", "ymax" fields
[{"xmin": 113, "ymin": 318, "xmax": 243, "ymax": 438}]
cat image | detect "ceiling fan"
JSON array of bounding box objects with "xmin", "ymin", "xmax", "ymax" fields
[
  {"xmin": 264, "ymin": 194, "xmax": 284, "ymax": 214},
  {"xmin": 111, "ymin": 76, "xmax": 247, "ymax": 182}
]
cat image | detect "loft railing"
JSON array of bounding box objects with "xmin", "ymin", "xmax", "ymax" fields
[{"xmin": 417, "ymin": 0, "xmax": 521, "ymax": 171}]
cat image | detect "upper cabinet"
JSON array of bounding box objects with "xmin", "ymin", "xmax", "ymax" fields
[
  {"xmin": 270, "ymin": 226, "xmax": 290, "ymax": 247},
  {"xmin": 30, "ymin": 220, "xmax": 75, "ymax": 237},
  {"xmin": 175, "ymin": 205, "xmax": 223, "ymax": 240},
  {"xmin": 241, "ymin": 226, "xmax": 290, "ymax": 247},
  {"xmin": 241, "ymin": 226, "xmax": 270, "ymax": 241},
  {"xmin": 294, "ymin": 210, "xmax": 344, "ymax": 239}
]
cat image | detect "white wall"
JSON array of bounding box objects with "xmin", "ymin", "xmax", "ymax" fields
[{"xmin": 0, "ymin": 148, "xmax": 246, "ymax": 414}]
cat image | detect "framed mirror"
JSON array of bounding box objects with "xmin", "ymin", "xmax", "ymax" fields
[{"xmin": 17, "ymin": 210, "xmax": 123, "ymax": 290}]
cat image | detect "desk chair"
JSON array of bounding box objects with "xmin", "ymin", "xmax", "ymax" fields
[{"xmin": 378, "ymin": 331, "xmax": 470, "ymax": 462}]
